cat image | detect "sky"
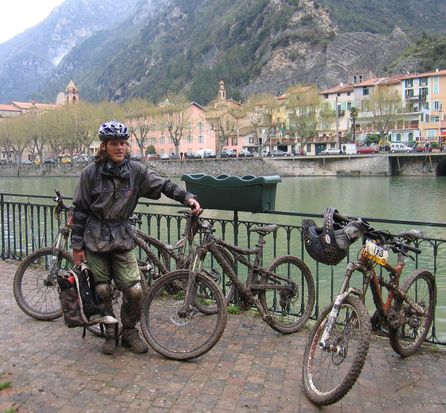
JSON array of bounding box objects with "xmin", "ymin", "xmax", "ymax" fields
[{"xmin": 0, "ymin": 0, "xmax": 65, "ymax": 44}]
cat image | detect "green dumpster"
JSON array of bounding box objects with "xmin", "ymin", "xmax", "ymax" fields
[{"xmin": 181, "ymin": 173, "xmax": 281, "ymax": 212}]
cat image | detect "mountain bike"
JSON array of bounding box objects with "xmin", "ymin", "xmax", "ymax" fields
[
  {"xmin": 12, "ymin": 191, "xmax": 232, "ymax": 334},
  {"xmin": 302, "ymin": 211, "xmax": 436, "ymax": 406},
  {"xmin": 140, "ymin": 213, "xmax": 315, "ymax": 360},
  {"xmin": 13, "ymin": 190, "xmax": 74, "ymax": 320}
]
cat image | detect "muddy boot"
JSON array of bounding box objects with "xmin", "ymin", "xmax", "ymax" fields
[
  {"xmin": 96, "ymin": 283, "xmax": 118, "ymax": 355},
  {"xmin": 121, "ymin": 328, "xmax": 148, "ymax": 354}
]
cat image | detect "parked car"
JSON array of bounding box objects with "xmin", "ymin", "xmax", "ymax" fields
[
  {"xmin": 238, "ymin": 149, "xmax": 254, "ymax": 158},
  {"xmin": 185, "ymin": 152, "xmax": 201, "ymax": 159},
  {"xmin": 356, "ymin": 146, "xmax": 379, "ymax": 154},
  {"xmin": 319, "ymin": 147, "xmax": 341, "ymax": 155},
  {"xmin": 270, "ymin": 149, "xmax": 288, "ymax": 157},
  {"xmin": 390, "ymin": 143, "xmax": 414, "ymax": 153},
  {"xmin": 203, "ymin": 150, "xmax": 216, "ymax": 159},
  {"xmin": 160, "ymin": 153, "xmax": 170, "ymax": 160},
  {"xmin": 220, "ymin": 149, "xmax": 237, "ymax": 158},
  {"xmin": 21, "ymin": 159, "xmax": 33, "ymax": 165},
  {"xmin": 413, "ymin": 143, "xmax": 432, "ymax": 153},
  {"xmin": 43, "ymin": 158, "xmax": 57, "ymax": 165},
  {"xmin": 59, "ymin": 157, "xmax": 72, "ymax": 165}
]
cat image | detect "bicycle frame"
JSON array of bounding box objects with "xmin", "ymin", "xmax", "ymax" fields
[
  {"xmin": 320, "ymin": 237, "xmax": 427, "ymax": 349},
  {"xmin": 188, "ymin": 223, "xmax": 298, "ymax": 321}
]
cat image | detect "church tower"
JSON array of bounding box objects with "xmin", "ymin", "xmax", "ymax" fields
[
  {"xmin": 218, "ymin": 80, "xmax": 226, "ymax": 101},
  {"xmin": 56, "ymin": 80, "xmax": 80, "ymax": 105}
]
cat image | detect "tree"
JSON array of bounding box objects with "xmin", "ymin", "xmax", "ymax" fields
[
  {"xmin": 0, "ymin": 117, "xmax": 32, "ymax": 163},
  {"xmin": 205, "ymin": 100, "xmax": 243, "ymax": 153},
  {"xmin": 364, "ymin": 86, "xmax": 403, "ymax": 142},
  {"xmin": 122, "ymin": 98, "xmax": 157, "ymax": 159},
  {"xmin": 242, "ymin": 93, "xmax": 278, "ymax": 155},
  {"xmin": 283, "ymin": 85, "xmax": 321, "ymax": 152},
  {"xmin": 350, "ymin": 107, "xmax": 358, "ymax": 143},
  {"xmin": 157, "ymin": 94, "xmax": 191, "ymax": 157}
]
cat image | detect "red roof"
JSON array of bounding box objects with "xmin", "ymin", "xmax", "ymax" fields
[
  {"xmin": 11, "ymin": 101, "xmax": 58, "ymax": 110},
  {"xmin": 0, "ymin": 104, "xmax": 21, "ymax": 112},
  {"xmin": 320, "ymin": 83, "xmax": 354, "ymax": 94}
]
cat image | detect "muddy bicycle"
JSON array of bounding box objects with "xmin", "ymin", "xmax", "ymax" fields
[
  {"xmin": 140, "ymin": 212, "xmax": 315, "ymax": 360},
  {"xmin": 301, "ymin": 210, "xmax": 436, "ymax": 406},
  {"xmin": 12, "ymin": 191, "xmax": 231, "ymax": 335}
]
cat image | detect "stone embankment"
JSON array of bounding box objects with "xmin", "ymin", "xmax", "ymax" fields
[{"xmin": 1, "ymin": 153, "xmax": 444, "ymax": 178}]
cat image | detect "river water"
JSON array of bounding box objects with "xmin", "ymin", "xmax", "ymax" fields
[{"xmin": 1, "ymin": 175, "xmax": 446, "ymax": 340}]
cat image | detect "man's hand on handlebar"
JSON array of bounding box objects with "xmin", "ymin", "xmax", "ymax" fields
[
  {"xmin": 187, "ymin": 198, "xmax": 201, "ymax": 216},
  {"xmin": 73, "ymin": 249, "xmax": 86, "ymax": 266}
]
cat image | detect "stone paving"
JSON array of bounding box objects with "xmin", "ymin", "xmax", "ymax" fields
[{"xmin": 1, "ymin": 259, "xmax": 446, "ymax": 413}]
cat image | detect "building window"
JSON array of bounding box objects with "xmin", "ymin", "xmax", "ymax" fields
[
  {"xmin": 347, "ymin": 102, "xmax": 352, "ymax": 110},
  {"xmin": 405, "ymin": 89, "xmax": 414, "ymax": 98},
  {"xmin": 198, "ymin": 135, "xmax": 204, "ymax": 144},
  {"xmin": 249, "ymin": 136, "xmax": 254, "ymax": 143},
  {"xmin": 419, "ymin": 77, "xmax": 428, "ymax": 86},
  {"xmin": 160, "ymin": 136, "xmax": 165, "ymax": 144},
  {"xmin": 433, "ymin": 76, "xmax": 440, "ymax": 94},
  {"xmin": 363, "ymin": 87, "xmax": 369, "ymax": 96},
  {"xmin": 396, "ymin": 133, "xmax": 401, "ymax": 142},
  {"xmin": 419, "ymin": 87, "xmax": 428, "ymax": 97},
  {"xmin": 198, "ymin": 122, "xmax": 204, "ymax": 133},
  {"xmin": 408, "ymin": 133, "xmax": 413, "ymax": 142},
  {"xmin": 427, "ymin": 129, "xmax": 435, "ymax": 138},
  {"xmin": 187, "ymin": 135, "xmax": 193, "ymax": 144},
  {"xmin": 405, "ymin": 79, "xmax": 413, "ymax": 88},
  {"xmin": 434, "ymin": 101, "xmax": 441, "ymax": 110},
  {"xmin": 231, "ymin": 137, "xmax": 238, "ymax": 145}
]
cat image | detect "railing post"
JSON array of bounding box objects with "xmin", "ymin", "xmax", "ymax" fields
[{"xmin": 0, "ymin": 194, "xmax": 4, "ymax": 259}]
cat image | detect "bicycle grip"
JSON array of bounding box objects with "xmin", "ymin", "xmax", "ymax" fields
[{"xmin": 404, "ymin": 243, "xmax": 422, "ymax": 254}]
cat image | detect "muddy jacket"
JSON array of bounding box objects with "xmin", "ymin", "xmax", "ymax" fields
[{"xmin": 71, "ymin": 159, "xmax": 195, "ymax": 252}]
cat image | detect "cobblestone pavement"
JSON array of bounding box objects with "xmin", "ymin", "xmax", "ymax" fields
[{"xmin": 1, "ymin": 259, "xmax": 446, "ymax": 413}]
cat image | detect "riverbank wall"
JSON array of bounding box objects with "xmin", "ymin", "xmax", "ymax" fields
[{"xmin": 1, "ymin": 153, "xmax": 445, "ymax": 177}]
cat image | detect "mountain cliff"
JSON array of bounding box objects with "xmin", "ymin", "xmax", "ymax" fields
[{"xmin": 0, "ymin": 0, "xmax": 445, "ymax": 105}]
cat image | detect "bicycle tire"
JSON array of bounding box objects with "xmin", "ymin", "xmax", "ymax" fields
[
  {"xmin": 259, "ymin": 255, "xmax": 315, "ymax": 334},
  {"xmin": 302, "ymin": 295, "xmax": 371, "ymax": 406},
  {"xmin": 140, "ymin": 270, "xmax": 227, "ymax": 360},
  {"xmin": 389, "ymin": 270, "xmax": 436, "ymax": 357},
  {"xmin": 195, "ymin": 246, "xmax": 236, "ymax": 314},
  {"xmin": 13, "ymin": 247, "xmax": 74, "ymax": 320}
]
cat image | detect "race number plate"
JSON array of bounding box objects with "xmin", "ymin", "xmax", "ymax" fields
[{"xmin": 363, "ymin": 240, "xmax": 389, "ymax": 266}]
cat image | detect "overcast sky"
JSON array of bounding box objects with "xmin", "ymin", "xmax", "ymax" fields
[{"xmin": 0, "ymin": 0, "xmax": 65, "ymax": 44}]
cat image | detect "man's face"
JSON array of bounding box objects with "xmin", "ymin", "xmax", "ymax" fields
[{"xmin": 105, "ymin": 138, "xmax": 127, "ymax": 163}]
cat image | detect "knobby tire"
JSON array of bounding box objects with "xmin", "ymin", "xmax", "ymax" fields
[{"xmin": 302, "ymin": 295, "xmax": 371, "ymax": 406}]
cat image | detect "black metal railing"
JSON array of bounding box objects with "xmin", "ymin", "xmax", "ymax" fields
[{"xmin": 2, "ymin": 192, "xmax": 445, "ymax": 345}]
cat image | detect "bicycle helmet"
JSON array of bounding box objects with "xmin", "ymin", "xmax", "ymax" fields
[
  {"xmin": 98, "ymin": 120, "xmax": 130, "ymax": 141},
  {"xmin": 302, "ymin": 208, "xmax": 361, "ymax": 266}
]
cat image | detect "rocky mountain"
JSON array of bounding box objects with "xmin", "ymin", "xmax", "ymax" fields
[
  {"xmin": 1, "ymin": 0, "xmax": 445, "ymax": 105},
  {"xmin": 0, "ymin": 0, "xmax": 140, "ymax": 102}
]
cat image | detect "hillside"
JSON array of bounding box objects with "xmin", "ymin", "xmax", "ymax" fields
[{"xmin": 0, "ymin": 0, "xmax": 445, "ymax": 105}]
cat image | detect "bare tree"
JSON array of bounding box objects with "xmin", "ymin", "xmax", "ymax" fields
[
  {"xmin": 123, "ymin": 98, "xmax": 157, "ymax": 159},
  {"xmin": 367, "ymin": 86, "xmax": 404, "ymax": 141},
  {"xmin": 0, "ymin": 116, "xmax": 33, "ymax": 163},
  {"xmin": 242, "ymin": 93, "xmax": 278, "ymax": 155},
  {"xmin": 283, "ymin": 85, "xmax": 321, "ymax": 152},
  {"xmin": 157, "ymin": 94, "xmax": 190, "ymax": 157},
  {"xmin": 205, "ymin": 99, "xmax": 244, "ymax": 153}
]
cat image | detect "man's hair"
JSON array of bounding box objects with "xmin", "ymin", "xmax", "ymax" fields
[{"xmin": 95, "ymin": 141, "xmax": 131, "ymax": 163}]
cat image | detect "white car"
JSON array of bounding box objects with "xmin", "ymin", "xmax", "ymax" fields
[
  {"xmin": 390, "ymin": 143, "xmax": 414, "ymax": 153},
  {"xmin": 319, "ymin": 147, "xmax": 341, "ymax": 155}
]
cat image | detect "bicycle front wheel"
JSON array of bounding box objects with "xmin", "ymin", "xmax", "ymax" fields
[
  {"xmin": 13, "ymin": 247, "xmax": 74, "ymax": 320},
  {"xmin": 260, "ymin": 256, "xmax": 315, "ymax": 333},
  {"xmin": 389, "ymin": 270, "xmax": 435, "ymax": 357},
  {"xmin": 140, "ymin": 270, "xmax": 227, "ymax": 360},
  {"xmin": 302, "ymin": 296, "xmax": 371, "ymax": 406}
]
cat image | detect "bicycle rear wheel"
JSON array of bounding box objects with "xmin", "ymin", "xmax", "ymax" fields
[
  {"xmin": 302, "ymin": 295, "xmax": 371, "ymax": 406},
  {"xmin": 389, "ymin": 270, "xmax": 435, "ymax": 357},
  {"xmin": 13, "ymin": 247, "xmax": 73, "ymax": 320},
  {"xmin": 140, "ymin": 270, "xmax": 227, "ymax": 360},
  {"xmin": 260, "ymin": 256, "xmax": 315, "ymax": 333}
]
